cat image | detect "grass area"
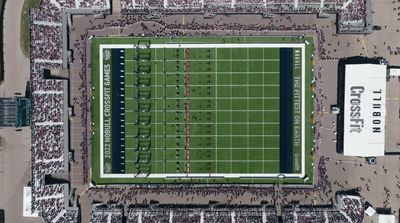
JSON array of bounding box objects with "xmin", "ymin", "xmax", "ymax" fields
[
  {"xmin": 91, "ymin": 36, "xmax": 314, "ymax": 184},
  {"xmin": 20, "ymin": 0, "xmax": 40, "ymax": 57},
  {"xmin": 121, "ymin": 46, "xmax": 281, "ymax": 175}
]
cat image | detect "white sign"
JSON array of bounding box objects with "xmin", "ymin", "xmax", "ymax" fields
[{"xmin": 344, "ymin": 64, "xmax": 386, "ymax": 156}]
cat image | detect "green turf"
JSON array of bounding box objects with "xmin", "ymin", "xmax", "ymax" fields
[
  {"xmin": 123, "ymin": 46, "xmax": 281, "ymax": 175},
  {"xmin": 91, "ymin": 36, "xmax": 314, "ymax": 184},
  {"xmin": 21, "ymin": 0, "xmax": 41, "ymax": 57}
]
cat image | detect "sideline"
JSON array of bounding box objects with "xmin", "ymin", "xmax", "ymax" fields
[{"xmin": 97, "ymin": 43, "xmax": 306, "ymax": 179}]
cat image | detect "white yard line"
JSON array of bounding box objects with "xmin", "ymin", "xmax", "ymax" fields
[
  {"xmin": 128, "ymin": 160, "xmax": 280, "ymax": 163},
  {"xmin": 301, "ymin": 45, "xmax": 306, "ymax": 177},
  {"xmin": 103, "ymin": 43, "xmax": 305, "ymax": 49},
  {"xmin": 125, "ymin": 147, "xmax": 280, "ymax": 150},
  {"xmin": 102, "ymin": 172, "xmax": 303, "ymax": 178},
  {"xmin": 215, "ymin": 48, "xmax": 218, "ymax": 173},
  {"xmin": 126, "ymin": 71, "xmax": 279, "ymax": 74},
  {"xmin": 151, "ymin": 135, "xmax": 279, "ymax": 137},
  {"xmin": 100, "ymin": 47, "xmax": 104, "ymax": 176},
  {"xmin": 162, "ymin": 48, "xmax": 167, "ymax": 173},
  {"xmin": 185, "ymin": 47, "xmax": 189, "ymax": 174},
  {"xmin": 126, "ymin": 122, "xmax": 280, "ymax": 125},
  {"xmin": 155, "ymin": 48, "xmax": 158, "ymax": 172},
  {"xmin": 126, "ymin": 84, "xmax": 280, "ymax": 87},
  {"xmin": 262, "ymin": 48, "xmax": 265, "ymax": 173},
  {"xmin": 126, "ymin": 59, "xmax": 279, "ymax": 62},
  {"xmin": 135, "ymin": 109, "xmax": 279, "ymax": 112},
  {"xmin": 230, "ymin": 48, "xmax": 233, "ymax": 174},
  {"xmin": 140, "ymin": 97, "xmax": 279, "ymax": 99},
  {"xmin": 247, "ymin": 47, "xmax": 250, "ymax": 173}
]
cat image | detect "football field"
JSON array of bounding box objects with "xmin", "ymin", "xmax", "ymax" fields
[{"xmin": 91, "ymin": 36, "xmax": 314, "ymax": 184}]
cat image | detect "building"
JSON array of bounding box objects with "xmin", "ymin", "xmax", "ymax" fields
[
  {"xmin": 375, "ymin": 214, "xmax": 396, "ymax": 223},
  {"xmin": 0, "ymin": 97, "xmax": 30, "ymax": 127},
  {"xmin": 337, "ymin": 63, "xmax": 387, "ymax": 157}
]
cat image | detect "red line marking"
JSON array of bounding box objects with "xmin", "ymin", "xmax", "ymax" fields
[{"xmin": 185, "ymin": 48, "xmax": 191, "ymax": 174}]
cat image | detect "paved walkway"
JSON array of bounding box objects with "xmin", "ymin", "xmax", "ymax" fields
[
  {"xmin": 112, "ymin": 0, "xmax": 121, "ymax": 14},
  {"xmin": 1, "ymin": 0, "xmax": 29, "ymax": 95},
  {"xmin": 0, "ymin": 0, "xmax": 40, "ymax": 222}
]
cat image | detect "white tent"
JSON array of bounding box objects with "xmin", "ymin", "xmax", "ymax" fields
[
  {"xmin": 344, "ymin": 64, "xmax": 386, "ymax": 157},
  {"xmin": 365, "ymin": 206, "xmax": 376, "ymax": 217},
  {"xmin": 376, "ymin": 214, "xmax": 396, "ymax": 223}
]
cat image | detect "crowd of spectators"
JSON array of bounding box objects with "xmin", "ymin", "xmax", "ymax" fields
[
  {"xmin": 96, "ymin": 202, "xmax": 360, "ymax": 223},
  {"xmin": 166, "ymin": 0, "xmax": 203, "ymax": 8},
  {"xmin": 337, "ymin": 195, "xmax": 364, "ymax": 223},
  {"xmin": 203, "ymin": 209, "xmax": 231, "ymax": 222},
  {"xmin": 31, "ymin": 94, "xmax": 63, "ymax": 123},
  {"xmin": 121, "ymin": 0, "xmax": 369, "ymax": 32},
  {"xmin": 336, "ymin": 0, "xmax": 368, "ymax": 32},
  {"xmin": 70, "ymin": 30, "xmax": 91, "ymax": 184},
  {"xmin": 165, "ymin": 21, "xmax": 316, "ymax": 33},
  {"xmin": 29, "ymin": 0, "xmax": 110, "ymax": 222},
  {"xmin": 282, "ymin": 195, "xmax": 364, "ymax": 223},
  {"xmin": 31, "ymin": 24, "xmax": 62, "ymax": 61},
  {"xmin": 90, "ymin": 203, "xmax": 123, "ymax": 223},
  {"xmin": 32, "ymin": 80, "xmax": 63, "ymax": 92},
  {"xmin": 124, "ymin": 205, "xmax": 277, "ymax": 223},
  {"xmin": 235, "ymin": 208, "xmax": 263, "ymax": 223},
  {"xmin": 141, "ymin": 210, "xmax": 171, "ymax": 223},
  {"xmin": 283, "ymin": 207, "xmax": 337, "ymax": 222},
  {"xmin": 172, "ymin": 208, "xmax": 202, "ymax": 222},
  {"xmin": 27, "ymin": 0, "xmax": 371, "ymax": 221},
  {"xmin": 86, "ymin": 185, "xmax": 276, "ymax": 205},
  {"xmin": 316, "ymin": 156, "xmax": 332, "ymax": 196}
]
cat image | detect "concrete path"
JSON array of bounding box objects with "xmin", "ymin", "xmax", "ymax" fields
[
  {"xmin": 113, "ymin": 0, "xmax": 122, "ymax": 14},
  {"xmin": 1, "ymin": 0, "xmax": 29, "ymax": 95},
  {"xmin": 0, "ymin": 0, "xmax": 40, "ymax": 222}
]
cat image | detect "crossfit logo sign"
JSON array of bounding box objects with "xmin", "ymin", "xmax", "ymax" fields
[
  {"xmin": 348, "ymin": 86, "xmax": 383, "ymax": 134},
  {"xmin": 349, "ymin": 86, "xmax": 364, "ymax": 133}
]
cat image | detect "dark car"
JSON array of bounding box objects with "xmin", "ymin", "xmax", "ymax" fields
[{"xmin": 373, "ymin": 25, "xmax": 382, "ymax": 30}]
